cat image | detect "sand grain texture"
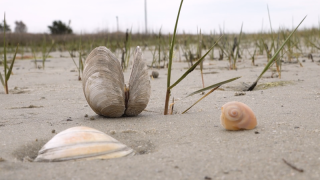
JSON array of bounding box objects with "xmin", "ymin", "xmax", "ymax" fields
[{"xmin": 0, "ymin": 51, "xmax": 320, "ymax": 180}]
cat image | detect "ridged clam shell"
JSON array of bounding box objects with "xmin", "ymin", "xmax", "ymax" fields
[
  {"xmin": 82, "ymin": 46, "xmax": 125, "ymax": 117},
  {"xmin": 220, "ymin": 101, "xmax": 257, "ymax": 130},
  {"xmin": 82, "ymin": 46, "xmax": 150, "ymax": 117},
  {"xmin": 34, "ymin": 126, "xmax": 134, "ymax": 162},
  {"xmin": 125, "ymin": 47, "xmax": 151, "ymax": 116}
]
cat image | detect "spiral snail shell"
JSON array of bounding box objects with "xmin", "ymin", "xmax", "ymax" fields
[
  {"xmin": 34, "ymin": 126, "xmax": 134, "ymax": 162},
  {"xmin": 220, "ymin": 101, "xmax": 257, "ymax": 130},
  {"xmin": 82, "ymin": 46, "xmax": 151, "ymax": 117}
]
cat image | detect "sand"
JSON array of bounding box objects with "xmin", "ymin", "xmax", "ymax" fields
[{"xmin": 0, "ymin": 49, "xmax": 320, "ymax": 180}]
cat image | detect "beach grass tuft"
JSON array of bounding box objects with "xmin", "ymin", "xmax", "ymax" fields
[
  {"xmin": 246, "ymin": 16, "xmax": 307, "ymax": 91},
  {"xmin": 0, "ymin": 14, "xmax": 19, "ymax": 94}
]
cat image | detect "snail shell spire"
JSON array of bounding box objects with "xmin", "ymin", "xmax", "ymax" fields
[{"xmin": 220, "ymin": 101, "xmax": 257, "ymax": 130}]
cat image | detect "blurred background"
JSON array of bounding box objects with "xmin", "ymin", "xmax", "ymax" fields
[{"xmin": 1, "ymin": 0, "xmax": 319, "ymax": 34}]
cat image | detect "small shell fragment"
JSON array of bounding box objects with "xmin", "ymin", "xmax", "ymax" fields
[
  {"xmin": 34, "ymin": 126, "xmax": 134, "ymax": 162},
  {"xmin": 151, "ymin": 71, "xmax": 159, "ymax": 78}
]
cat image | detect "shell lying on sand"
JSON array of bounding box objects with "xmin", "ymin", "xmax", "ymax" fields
[
  {"xmin": 34, "ymin": 126, "xmax": 134, "ymax": 162},
  {"xmin": 220, "ymin": 101, "xmax": 257, "ymax": 130},
  {"xmin": 151, "ymin": 71, "xmax": 159, "ymax": 78},
  {"xmin": 82, "ymin": 46, "xmax": 151, "ymax": 117}
]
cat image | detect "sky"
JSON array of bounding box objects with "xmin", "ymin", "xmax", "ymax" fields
[{"xmin": 1, "ymin": 0, "xmax": 320, "ymax": 34}]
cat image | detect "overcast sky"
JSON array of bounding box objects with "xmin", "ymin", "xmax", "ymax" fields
[{"xmin": 1, "ymin": 0, "xmax": 319, "ymax": 34}]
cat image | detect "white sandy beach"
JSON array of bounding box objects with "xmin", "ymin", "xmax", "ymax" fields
[{"xmin": 0, "ymin": 49, "xmax": 320, "ymax": 179}]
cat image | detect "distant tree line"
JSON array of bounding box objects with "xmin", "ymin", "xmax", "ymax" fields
[
  {"xmin": 1, "ymin": 19, "xmax": 73, "ymax": 35},
  {"xmin": 48, "ymin": 20, "xmax": 72, "ymax": 35},
  {"xmin": 0, "ymin": 20, "xmax": 28, "ymax": 33},
  {"xmin": 0, "ymin": 20, "xmax": 11, "ymax": 33},
  {"xmin": 14, "ymin": 21, "xmax": 27, "ymax": 33}
]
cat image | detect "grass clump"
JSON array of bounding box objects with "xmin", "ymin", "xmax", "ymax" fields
[
  {"xmin": 69, "ymin": 35, "xmax": 84, "ymax": 80},
  {"xmin": 163, "ymin": 0, "xmax": 240, "ymax": 115},
  {"xmin": 41, "ymin": 35, "xmax": 55, "ymax": 69},
  {"xmin": 246, "ymin": 16, "xmax": 307, "ymax": 91},
  {"xmin": 0, "ymin": 14, "xmax": 19, "ymax": 94}
]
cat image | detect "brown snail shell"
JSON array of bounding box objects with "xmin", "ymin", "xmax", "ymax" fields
[
  {"xmin": 220, "ymin": 101, "xmax": 257, "ymax": 130},
  {"xmin": 34, "ymin": 126, "xmax": 134, "ymax": 162},
  {"xmin": 82, "ymin": 46, "xmax": 151, "ymax": 117}
]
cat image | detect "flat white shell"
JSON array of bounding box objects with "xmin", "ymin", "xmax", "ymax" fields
[{"xmin": 34, "ymin": 126, "xmax": 134, "ymax": 162}]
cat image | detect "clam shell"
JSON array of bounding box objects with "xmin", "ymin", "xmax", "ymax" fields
[
  {"xmin": 82, "ymin": 46, "xmax": 150, "ymax": 117},
  {"xmin": 220, "ymin": 101, "xmax": 257, "ymax": 130},
  {"xmin": 82, "ymin": 46, "xmax": 125, "ymax": 117},
  {"xmin": 34, "ymin": 126, "xmax": 134, "ymax": 162},
  {"xmin": 125, "ymin": 47, "xmax": 151, "ymax": 116}
]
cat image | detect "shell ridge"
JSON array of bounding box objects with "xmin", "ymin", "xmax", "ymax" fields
[
  {"xmin": 36, "ymin": 146, "xmax": 133, "ymax": 162},
  {"xmin": 52, "ymin": 147, "xmax": 134, "ymax": 162},
  {"xmin": 38, "ymin": 141, "xmax": 124, "ymax": 155},
  {"xmin": 47, "ymin": 130, "xmax": 115, "ymax": 140}
]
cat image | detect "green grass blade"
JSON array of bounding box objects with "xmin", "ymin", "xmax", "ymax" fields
[
  {"xmin": 267, "ymin": 5, "xmax": 277, "ymax": 54},
  {"xmin": 169, "ymin": 36, "xmax": 223, "ymax": 90},
  {"xmin": 234, "ymin": 23, "xmax": 243, "ymax": 68},
  {"xmin": 69, "ymin": 51, "xmax": 80, "ymax": 71},
  {"xmin": 79, "ymin": 53, "xmax": 83, "ymax": 73},
  {"xmin": 31, "ymin": 43, "xmax": 37, "ymax": 60},
  {"xmin": 0, "ymin": 72, "xmax": 4, "ymax": 87},
  {"xmin": 125, "ymin": 27, "xmax": 132, "ymax": 68},
  {"xmin": 216, "ymin": 43, "xmax": 228, "ymax": 58},
  {"xmin": 186, "ymin": 76, "xmax": 241, "ymax": 97},
  {"xmin": 200, "ymin": 61, "xmax": 204, "ymax": 87},
  {"xmin": 267, "ymin": 5, "xmax": 273, "ymax": 34},
  {"xmin": 42, "ymin": 35, "xmax": 46, "ymax": 61},
  {"xmin": 4, "ymin": 13, "xmax": 7, "ymax": 80},
  {"xmin": 6, "ymin": 44, "xmax": 19, "ymax": 80},
  {"xmin": 79, "ymin": 34, "xmax": 83, "ymax": 72},
  {"xmin": 307, "ymin": 39, "xmax": 320, "ymax": 50},
  {"xmin": 80, "ymin": 55, "xmax": 84, "ymax": 72},
  {"xmin": 247, "ymin": 15, "xmax": 306, "ymax": 91},
  {"xmin": 182, "ymin": 86, "xmax": 220, "ymax": 114},
  {"xmin": 3, "ymin": 62, "xmax": 10, "ymax": 73},
  {"xmin": 45, "ymin": 40, "xmax": 55, "ymax": 60},
  {"xmin": 257, "ymin": 16, "xmax": 306, "ymax": 80},
  {"xmin": 167, "ymin": 0, "xmax": 184, "ymax": 88},
  {"xmin": 158, "ymin": 27, "xmax": 162, "ymax": 67}
]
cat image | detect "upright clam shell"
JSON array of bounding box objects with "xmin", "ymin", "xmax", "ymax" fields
[
  {"xmin": 34, "ymin": 126, "xmax": 134, "ymax": 162},
  {"xmin": 82, "ymin": 46, "xmax": 150, "ymax": 117},
  {"xmin": 125, "ymin": 47, "xmax": 151, "ymax": 116},
  {"xmin": 82, "ymin": 46, "xmax": 125, "ymax": 117},
  {"xmin": 220, "ymin": 101, "xmax": 257, "ymax": 130}
]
